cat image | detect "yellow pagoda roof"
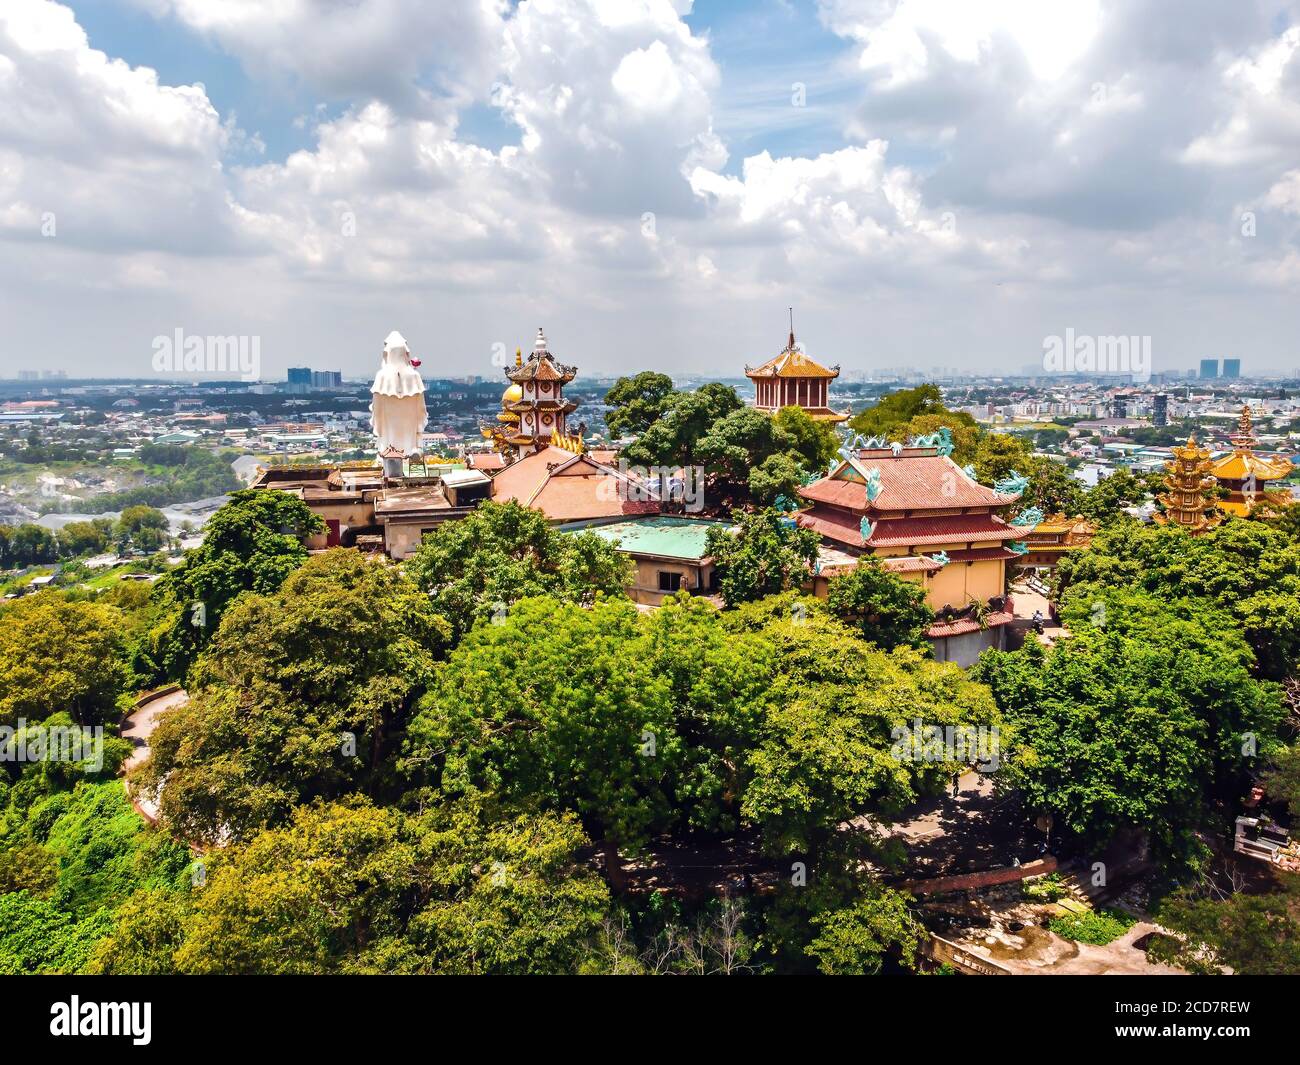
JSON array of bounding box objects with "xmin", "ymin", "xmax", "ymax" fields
[
  {"xmin": 746, "ymin": 332, "xmax": 839, "ymax": 379},
  {"xmin": 1210, "ymin": 450, "xmax": 1292, "ymax": 481}
]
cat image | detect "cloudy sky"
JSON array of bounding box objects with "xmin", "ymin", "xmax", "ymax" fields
[{"xmin": 2, "ymin": 0, "xmax": 1300, "ymax": 381}]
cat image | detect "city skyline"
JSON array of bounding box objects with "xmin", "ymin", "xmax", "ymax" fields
[{"xmin": 3, "ymin": 0, "xmax": 1300, "ymax": 380}]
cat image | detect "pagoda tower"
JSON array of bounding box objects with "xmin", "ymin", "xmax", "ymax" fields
[
  {"xmin": 485, "ymin": 328, "xmax": 578, "ymax": 459},
  {"xmin": 745, "ymin": 314, "xmax": 848, "ymax": 422},
  {"xmin": 1157, "ymin": 433, "xmax": 1220, "ymax": 533},
  {"xmin": 1210, "ymin": 405, "xmax": 1293, "ymax": 517}
]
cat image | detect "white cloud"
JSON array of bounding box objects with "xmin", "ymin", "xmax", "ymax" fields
[{"xmin": 4, "ymin": 0, "xmax": 1300, "ymax": 377}]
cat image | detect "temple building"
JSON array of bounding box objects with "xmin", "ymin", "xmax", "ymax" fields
[
  {"xmin": 1156, "ymin": 433, "xmax": 1220, "ymax": 533},
  {"xmin": 483, "ymin": 328, "xmax": 578, "ymax": 458},
  {"xmin": 1016, "ymin": 513, "xmax": 1098, "ymax": 573},
  {"xmin": 745, "ymin": 323, "xmax": 848, "ymax": 423},
  {"xmin": 796, "ymin": 433, "xmax": 1024, "ymax": 664},
  {"xmin": 1210, "ymin": 405, "xmax": 1293, "ymax": 517}
]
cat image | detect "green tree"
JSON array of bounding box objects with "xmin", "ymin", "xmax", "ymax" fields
[
  {"xmin": 114, "ymin": 505, "xmax": 169, "ymax": 553},
  {"xmin": 1152, "ymin": 878, "xmax": 1300, "ymax": 975},
  {"xmin": 93, "ymin": 796, "xmax": 610, "ymax": 975},
  {"xmin": 1022, "ymin": 455, "xmax": 1085, "ymax": 515},
  {"xmin": 805, "ymin": 886, "xmax": 924, "ymax": 975},
  {"xmin": 848, "ymin": 385, "xmax": 950, "ymax": 437},
  {"xmin": 771, "ymin": 406, "xmax": 841, "ymax": 471},
  {"xmin": 140, "ymin": 550, "xmax": 449, "ymax": 843},
  {"xmin": 826, "ymin": 557, "xmax": 932, "ymax": 652},
  {"xmin": 56, "ymin": 519, "xmax": 113, "ymax": 558},
  {"xmin": 403, "ymin": 597, "xmax": 676, "ymax": 888},
  {"xmin": 974, "ymin": 590, "xmax": 1283, "ymax": 868},
  {"xmin": 622, "ymin": 383, "xmax": 744, "ymax": 469},
  {"xmin": 0, "ymin": 597, "xmax": 129, "ymax": 727},
  {"xmin": 705, "ymin": 508, "xmax": 820, "ymax": 607},
  {"xmin": 149, "ymin": 489, "xmax": 324, "ymax": 680},
  {"xmin": 1057, "ymin": 518, "xmax": 1300, "ymax": 679},
  {"xmin": 406, "ymin": 500, "xmax": 630, "ymax": 643},
  {"xmin": 1079, "ymin": 466, "xmax": 1162, "ymax": 523},
  {"xmin": 603, "ymin": 371, "xmax": 675, "ymax": 439},
  {"xmin": 732, "ymin": 609, "xmax": 1001, "ymax": 854}
]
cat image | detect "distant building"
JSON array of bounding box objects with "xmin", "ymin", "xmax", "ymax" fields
[
  {"xmin": 1222, "ymin": 358, "xmax": 1241, "ymax": 380},
  {"xmin": 287, "ymin": 367, "xmax": 312, "ymax": 388},
  {"xmin": 1199, "ymin": 358, "xmax": 1219, "ymax": 380},
  {"xmin": 312, "ymin": 370, "xmax": 343, "ymax": 389},
  {"xmin": 1153, "ymin": 393, "xmax": 1169, "ymax": 426}
]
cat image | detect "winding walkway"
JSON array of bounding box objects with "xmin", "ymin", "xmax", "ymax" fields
[{"xmin": 120, "ymin": 687, "xmax": 189, "ymax": 823}]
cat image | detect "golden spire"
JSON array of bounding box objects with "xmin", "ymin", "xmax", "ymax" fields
[
  {"xmin": 1231, "ymin": 404, "xmax": 1256, "ymax": 451},
  {"xmin": 515, "ymin": 346, "xmax": 523, "ymax": 368}
]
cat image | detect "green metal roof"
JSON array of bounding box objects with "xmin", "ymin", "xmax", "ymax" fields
[{"xmin": 569, "ymin": 516, "xmax": 731, "ymax": 561}]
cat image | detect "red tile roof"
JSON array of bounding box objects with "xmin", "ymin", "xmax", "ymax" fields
[
  {"xmin": 796, "ymin": 507, "xmax": 1018, "ymax": 549},
  {"xmin": 491, "ymin": 446, "xmax": 657, "ymax": 522},
  {"xmin": 881, "ymin": 555, "xmax": 943, "ymax": 573},
  {"xmin": 798, "ymin": 454, "xmax": 1015, "ymax": 512},
  {"xmin": 943, "ymin": 547, "xmax": 1020, "ymax": 562},
  {"xmin": 926, "ymin": 611, "xmax": 1014, "ymax": 638},
  {"xmin": 866, "ymin": 514, "xmax": 1020, "ymax": 548}
]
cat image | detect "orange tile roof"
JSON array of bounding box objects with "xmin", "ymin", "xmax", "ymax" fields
[
  {"xmin": 798, "ymin": 454, "xmax": 1015, "ymax": 512},
  {"xmin": 490, "ymin": 446, "xmax": 657, "ymax": 522},
  {"xmin": 745, "ymin": 337, "xmax": 839, "ymax": 379},
  {"xmin": 866, "ymin": 514, "xmax": 1020, "ymax": 548},
  {"xmin": 926, "ymin": 611, "xmax": 1014, "ymax": 638},
  {"xmin": 881, "ymin": 555, "xmax": 943, "ymax": 573}
]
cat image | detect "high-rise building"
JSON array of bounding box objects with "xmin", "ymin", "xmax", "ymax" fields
[
  {"xmin": 287, "ymin": 367, "xmax": 312, "ymax": 387},
  {"xmin": 1153, "ymin": 393, "xmax": 1169, "ymax": 427},
  {"xmin": 1222, "ymin": 358, "xmax": 1241, "ymax": 379},
  {"xmin": 1199, "ymin": 359, "xmax": 1219, "ymax": 380},
  {"xmin": 311, "ymin": 370, "xmax": 343, "ymax": 389}
]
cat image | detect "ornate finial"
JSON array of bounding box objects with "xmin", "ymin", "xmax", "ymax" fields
[
  {"xmin": 533, "ymin": 328, "xmax": 547, "ymax": 355},
  {"xmin": 515, "ymin": 346, "xmax": 522, "ymax": 368},
  {"xmin": 788, "ymin": 306, "xmax": 795, "ymax": 351}
]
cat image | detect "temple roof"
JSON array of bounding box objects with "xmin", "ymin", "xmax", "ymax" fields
[
  {"xmin": 490, "ymin": 445, "xmax": 657, "ymax": 522},
  {"xmin": 796, "ymin": 507, "xmax": 1018, "ymax": 549},
  {"xmin": 1210, "ymin": 407, "xmax": 1293, "ymax": 482},
  {"xmin": 1210, "ymin": 450, "xmax": 1292, "ymax": 482},
  {"xmin": 745, "ymin": 332, "xmax": 839, "ymax": 379},
  {"xmin": 506, "ymin": 327, "xmax": 577, "ymax": 384},
  {"xmin": 798, "ymin": 453, "xmax": 1018, "ymax": 512}
]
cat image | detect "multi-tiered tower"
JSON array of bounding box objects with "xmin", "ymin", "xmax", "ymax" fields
[
  {"xmin": 484, "ymin": 328, "xmax": 579, "ymax": 459},
  {"xmin": 1157, "ymin": 434, "xmax": 1220, "ymax": 533}
]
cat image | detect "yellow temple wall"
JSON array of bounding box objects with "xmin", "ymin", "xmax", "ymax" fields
[{"xmin": 925, "ymin": 559, "xmax": 1005, "ymax": 611}]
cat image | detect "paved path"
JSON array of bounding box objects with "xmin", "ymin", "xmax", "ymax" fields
[{"xmin": 121, "ymin": 688, "xmax": 189, "ymax": 822}]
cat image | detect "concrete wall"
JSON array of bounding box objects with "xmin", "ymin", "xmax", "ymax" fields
[
  {"xmin": 625, "ymin": 557, "xmax": 712, "ymax": 606},
  {"xmin": 930, "ymin": 623, "xmax": 1005, "ymax": 667}
]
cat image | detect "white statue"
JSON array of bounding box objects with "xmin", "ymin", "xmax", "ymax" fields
[{"xmin": 370, "ymin": 330, "xmax": 427, "ymax": 456}]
